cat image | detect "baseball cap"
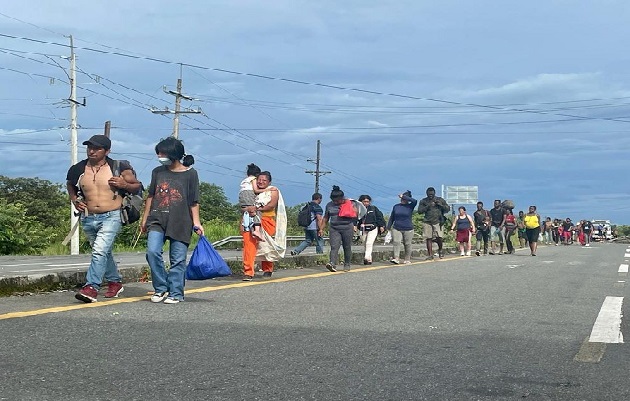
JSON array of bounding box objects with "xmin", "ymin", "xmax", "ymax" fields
[{"xmin": 82, "ymin": 135, "xmax": 111, "ymax": 150}]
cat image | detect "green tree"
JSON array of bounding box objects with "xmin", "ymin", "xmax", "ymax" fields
[
  {"xmin": 198, "ymin": 182, "xmax": 240, "ymax": 223},
  {"xmin": 0, "ymin": 199, "xmax": 56, "ymax": 255},
  {"xmin": 285, "ymin": 203, "xmax": 305, "ymax": 236},
  {"xmin": 615, "ymin": 225, "xmax": 630, "ymax": 237},
  {"xmin": 0, "ymin": 175, "xmax": 69, "ymax": 228}
]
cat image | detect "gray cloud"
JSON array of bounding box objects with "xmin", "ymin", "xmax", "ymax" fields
[{"xmin": 2, "ymin": 1, "xmax": 630, "ymax": 223}]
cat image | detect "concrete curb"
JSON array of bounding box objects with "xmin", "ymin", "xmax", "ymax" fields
[{"xmin": 0, "ymin": 248, "xmax": 451, "ymax": 296}]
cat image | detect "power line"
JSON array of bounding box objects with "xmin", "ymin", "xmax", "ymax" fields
[
  {"xmin": 188, "ymin": 93, "xmax": 630, "ymax": 109},
  {"xmin": 130, "ymin": 117, "xmax": 584, "ymax": 131},
  {"xmin": 0, "ymin": 112, "xmax": 66, "ymax": 121},
  {"xmin": 2, "ymin": 54, "xmax": 312, "ymax": 175},
  {"xmin": 0, "ymin": 12, "xmax": 66, "ymax": 37},
  {"xmin": 9, "ymin": 31, "xmax": 622, "ymax": 201},
  {"xmin": 0, "ymin": 127, "xmax": 65, "ymax": 136},
  {"xmin": 0, "ymin": 62, "xmax": 68, "ymax": 84},
  {"xmin": 0, "ymin": 12, "xmax": 159, "ymax": 59},
  {"xmin": 189, "ymin": 94, "xmax": 630, "ymax": 115},
  {"xmin": 2, "ymin": 32, "xmax": 630, "ymax": 125},
  {"xmin": 186, "ymin": 67, "xmax": 290, "ymax": 129},
  {"xmin": 57, "ymin": 126, "xmax": 630, "ymax": 136}
]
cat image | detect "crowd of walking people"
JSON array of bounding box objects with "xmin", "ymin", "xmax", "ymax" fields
[
  {"xmin": 66, "ymin": 135, "xmax": 603, "ymax": 304},
  {"xmin": 293, "ymin": 187, "xmax": 608, "ymax": 269}
]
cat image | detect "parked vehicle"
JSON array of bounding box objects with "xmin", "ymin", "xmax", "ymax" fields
[{"xmin": 591, "ymin": 219, "xmax": 613, "ymax": 241}]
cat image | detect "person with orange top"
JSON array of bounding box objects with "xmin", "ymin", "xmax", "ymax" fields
[{"xmin": 241, "ymin": 171, "xmax": 286, "ymax": 280}]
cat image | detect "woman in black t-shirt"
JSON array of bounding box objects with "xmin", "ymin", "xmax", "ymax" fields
[{"xmin": 141, "ymin": 137, "xmax": 204, "ymax": 304}]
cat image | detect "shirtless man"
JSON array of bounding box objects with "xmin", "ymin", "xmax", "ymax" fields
[{"xmin": 66, "ymin": 134, "xmax": 141, "ymax": 303}]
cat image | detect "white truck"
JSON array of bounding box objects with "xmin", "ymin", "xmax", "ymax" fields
[{"xmin": 590, "ymin": 219, "xmax": 613, "ymax": 241}]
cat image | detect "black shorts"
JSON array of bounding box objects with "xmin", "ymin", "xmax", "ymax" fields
[{"xmin": 526, "ymin": 227, "xmax": 541, "ymax": 243}]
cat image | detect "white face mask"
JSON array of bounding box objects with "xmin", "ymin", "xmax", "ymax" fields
[{"xmin": 158, "ymin": 157, "xmax": 172, "ymax": 166}]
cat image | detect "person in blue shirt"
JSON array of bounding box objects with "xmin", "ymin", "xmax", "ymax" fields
[
  {"xmin": 386, "ymin": 190, "xmax": 418, "ymax": 264},
  {"xmin": 291, "ymin": 193, "xmax": 324, "ymax": 255}
]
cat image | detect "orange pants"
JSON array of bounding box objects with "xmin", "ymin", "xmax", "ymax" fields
[{"xmin": 241, "ymin": 215, "xmax": 276, "ymax": 277}]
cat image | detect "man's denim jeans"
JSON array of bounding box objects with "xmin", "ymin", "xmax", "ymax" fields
[
  {"xmin": 81, "ymin": 210, "xmax": 122, "ymax": 290},
  {"xmin": 294, "ymin": 229, "xmax": 324, "ymax": 254},
  {"xmin": 146, "ymin": 230, "xmax": 189, "ymax": 300}
]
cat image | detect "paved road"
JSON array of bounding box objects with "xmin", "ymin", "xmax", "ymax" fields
[{"xmin": 1, "ymin": 243, "xmax": 628, "ymax": 400}]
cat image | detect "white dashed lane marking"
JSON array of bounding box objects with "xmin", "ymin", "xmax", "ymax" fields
[
  {"xmin": 619, "ymin": 264, "xmax": 629, "ymax": 274},
  {"xmin": 589, "ymin": 296, "xmax": 624, "ymax": 344}
]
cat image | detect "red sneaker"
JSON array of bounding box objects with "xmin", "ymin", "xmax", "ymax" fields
[
  {"xmin": 104, "ymin": 282, "xmax": 124, "ymax": 298},
  {"xmin": 75, "ymin": 285, "xmax": 98, "ymax": 303}
]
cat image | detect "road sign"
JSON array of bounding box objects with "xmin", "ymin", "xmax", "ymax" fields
[{"xmin": 442, "ymin": 185, "xmax": 478, "ymax": 205}]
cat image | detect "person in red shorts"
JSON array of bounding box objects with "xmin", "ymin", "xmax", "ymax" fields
[
  {"xmin": 451, "ymin": 206, "xmax": 476, "ymax": 256},
  {"xmin": 561, "ymin": 218, "xmax": 573, "ymax": 245}
]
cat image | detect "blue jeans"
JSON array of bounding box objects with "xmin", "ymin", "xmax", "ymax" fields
[
  {"xmin": 146, "ymin": 230, "xmax": 189, "ymax": 300},
  {"xmin": 294, "ymin": 229, "xmax": 324, "ymax": 254},
  {"xmin": 81, "ymin": 210, "xmax": 123, "ymax": 290}
]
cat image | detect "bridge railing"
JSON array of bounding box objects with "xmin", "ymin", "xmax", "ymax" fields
[{"xmin": 212, "ymin": 235, "xmax": 330, "ymax": 248}]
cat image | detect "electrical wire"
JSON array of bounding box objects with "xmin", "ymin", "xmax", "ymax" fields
[{"xmin": 2, "ymin": 32, "xmax": 630, "ymax": 125}]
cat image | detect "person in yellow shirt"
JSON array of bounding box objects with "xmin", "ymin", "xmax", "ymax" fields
[{"xmin": 523, "ymin": 205, "xmax": 541, "ymax": 256}]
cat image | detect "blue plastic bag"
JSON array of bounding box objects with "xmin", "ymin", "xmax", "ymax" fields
[{"xmin": 186, "ymin": 236, "xmax": 231, "ymax": 280}]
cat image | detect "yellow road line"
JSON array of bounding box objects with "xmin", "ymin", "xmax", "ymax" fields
[{"xmin": 0, "ymin": 256, "xmax": 466, "ymax": 321}]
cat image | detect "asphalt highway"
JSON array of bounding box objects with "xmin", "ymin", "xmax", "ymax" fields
[{"xmin": 0, "ymin": 243, "xmax": 628, "ymax": 400}]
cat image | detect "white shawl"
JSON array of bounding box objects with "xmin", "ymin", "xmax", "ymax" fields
[{"xmin": 255, "ymin": 186, "xmax": 287, "ymax": 261}]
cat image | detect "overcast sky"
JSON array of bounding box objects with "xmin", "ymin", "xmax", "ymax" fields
[{"xmin": 1, "ymin": 1, "xmax": 630, "ymax": 223}]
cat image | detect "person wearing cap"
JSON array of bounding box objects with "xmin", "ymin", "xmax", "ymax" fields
[{"xmin": 66, "ymin": 134, "xmax": 142, "ymax": 303}]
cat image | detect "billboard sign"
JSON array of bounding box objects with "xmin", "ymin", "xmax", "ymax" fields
[{"xmin": 443, "ymin": 185, "xmax": 479, "ymax": 205}]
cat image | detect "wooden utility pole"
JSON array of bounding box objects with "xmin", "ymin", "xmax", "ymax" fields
[
  {"xmin": 305, "ymin": 140, "xmax": 331, "ymax": 194},
  {"xmin": 61, "ymin": 35, "xmax": 87, "ymax": 252},
  {"xmin": 150, "ymin": 76, "xmax": 201, "ymax": 138},
  {"xmin": 68, "ymin": 35, "xmax": 79, "ymax": 255}
]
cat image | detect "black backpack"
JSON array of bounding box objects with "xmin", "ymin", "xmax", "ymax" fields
[
  {"xmin": 297, "ymin": 202, "xmax": 314, "ymax": 227},
  {"xmin": 113, "ymin": 160, "xmax": 144, "ymax": 225}
]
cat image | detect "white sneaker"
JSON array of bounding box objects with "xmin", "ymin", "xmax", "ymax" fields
[
  {"xmin": 163, "ymin": 297, "xmax": 181, "ymax": 304},
  {"xmin": 150, "ymin": 292, "xmax": 169, "ymax": 303},
  {"xmin": 465, "ymin": 251, "xmax": 471, "ymax": 256},
  {"xmin": 460, "ymin": 252, "xmax": 465, "ymax": 256},
  {"xmin": 403, "ymin": 260, "xmax": 411, "ymax": 264}
]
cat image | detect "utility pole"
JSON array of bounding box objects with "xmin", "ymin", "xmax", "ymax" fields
[
  {"xmin": 150, "ymin": 76, "xmax": 201, "ymax": 138},
  {"xmin": 69, "ymin": 35, "xmax": 79, "ymax": 256},
  {"xmin": 305, "ymin": 140, "xmax": 331, "ymax": 194},
  {"xmin": 61, "ymin": 35, "xmax": 87, "ymax": 253}
]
